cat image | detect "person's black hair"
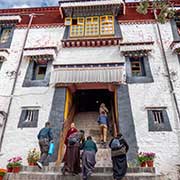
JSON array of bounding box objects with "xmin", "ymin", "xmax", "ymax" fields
[
  {"xmin": 79, "ymin": 130, "xmax": 85, "ymax": 134},
  {"xmin": 116, "ymin": 133, "xmax": 122, "ymax": 138},
  {"xmin": 45, "ymin": 122, "xmax": 50, "ymax": 127},
  {"xmin": 87, "ymin": 136, "xmax": 92, "ymax": 140}
]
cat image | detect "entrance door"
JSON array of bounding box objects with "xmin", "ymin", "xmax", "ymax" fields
[
  {"xmin": 74, "ymin": 89, "xmax": 113, "ymax": 113},
  {"xmin": 72, "ymin": 89, "xmax": 118, "ymax": 137}
]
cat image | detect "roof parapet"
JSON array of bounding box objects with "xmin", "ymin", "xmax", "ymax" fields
[{"xmin": 59, "ymin": 0, "xmax": 125, "ymax": 18}]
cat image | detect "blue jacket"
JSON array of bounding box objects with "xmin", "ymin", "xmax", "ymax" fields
[
  {"xmin": 37, "ymin": 127, "xmax": 53, "ymax": 141},
  {"xmin": 97, "ymin": 114, "xmax": 108, "ymax": 126}
]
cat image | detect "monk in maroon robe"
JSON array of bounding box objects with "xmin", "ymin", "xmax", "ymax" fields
[{"xmin": 63, "ymin": 122, "xmax": 78, "ymax": 162}]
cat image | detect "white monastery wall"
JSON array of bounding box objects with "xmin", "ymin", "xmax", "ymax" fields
[
  {"xmin": 25, "ymin": 26, "xmax": 64, "ymax": 49},
  {"xmin": 0, "ymin": 27, "xmax": 64, "ymax": 166},
  {"xmin": 0, "ymin": 29, "xmax": 26, "ymax": 111},
  {"xmin": 0, "ymin": 20, "xmax": 179, "ymax": 180},
  {"xmin": 54, "ymin": 46, "xmax": 125, "ymax": 65},
  {"xmin": 121, "ymin": 22, "xmax": 180, "ymax": 178}
]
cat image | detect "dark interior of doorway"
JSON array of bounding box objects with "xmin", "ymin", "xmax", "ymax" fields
[{"xmin": 74, "ymin": 89, "xmax": 114, "ymax": 112}]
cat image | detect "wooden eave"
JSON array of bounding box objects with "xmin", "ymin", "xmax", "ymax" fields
[
  {"xmin": 59, "ymin": 4, "xmax": 124, "ymax": 17},
  {"xmin": 62, "ymin": 37, "xmax": 122, "ymax": 47}
]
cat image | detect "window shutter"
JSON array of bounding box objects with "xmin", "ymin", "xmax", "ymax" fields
[
  {"xmin": 18, "ymin": 110, "xmax": 27, "ymax": 128},
  {"xmin": 33, "ymin": 110, "xmax": 39, "ymax": 122},
  {"xmin": 65, "ymin": 18, "xmax": 72, "ymax": 26}
]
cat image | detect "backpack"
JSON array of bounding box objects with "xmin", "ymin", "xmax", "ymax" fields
[
  {"xmin": 68, "ymin": 137, "xmax": 77, "ymax": 145},
  {"xmin": 110, "ymin": 138, "xmax": 124, "ymax": 150}
]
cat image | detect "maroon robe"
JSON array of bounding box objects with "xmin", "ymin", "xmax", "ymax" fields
[{"xmin": 63, "ymin": 127, "xmax": 78, "ymax": 162}]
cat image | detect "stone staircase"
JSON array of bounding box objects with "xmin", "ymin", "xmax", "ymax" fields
[
  {"xmin": 74, "ymin": 111, "xmax": 112, "ymax": 167},
  {"xmin": 4, "ymin": 112, "xmax": 166, "ymax": 180},
  {"xmin": 4, "ymin": 166, "xmax": 166, "ymax": 180}
]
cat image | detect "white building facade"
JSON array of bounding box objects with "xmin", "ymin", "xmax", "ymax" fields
[{"xmin": 0, "ymin": 1, "xmax": 180, "ymax": 179}]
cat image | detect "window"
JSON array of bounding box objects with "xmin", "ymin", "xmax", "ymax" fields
[
  {"xmin": 126, "ymin": 56, "xmax": 153, "ymax": 83},
  {"xmin": 23, "ymin": 57, "xmax": 52, "ymax": 87},
  {"xmin": 177, "ymin": 22, "xmax": 180, "ymax": 35},
  {"xmin": 0, "ymin": 28, "xmax": 12, "ymax": 44},
  {"xmin": 70, "ymin": 17, "xmax": 84, "ymax": 37},
  {"xmin": 147, "ymin": 109, "xmax": 172, "ymax": 131},
  {"xmin": 85, "ymin": 17, "xmax": 99, "ymax": 36},
  {"xmin": 171, "ymin": 18, "xmax": 180, "ymax": 41},
  {"xmin": 0, "ymin": 111, "xmax": 6, "ymax": 143},
  {"xmin": 0, "ymin": 111, "xmax": 5, "ymax": 128},
  {"xmin": 152, "ymin": 110, "xmax": 164, "ymax": 124},
  {"xmin": 130, "ymin": 57, "xmax": 145, "ymax": 77},
  {"xmin": 66, "ymin": 15, "xmax": 114, "ymax": 38},
  {"xmin": 175, "ymin": 16, "xmax": 180, "ymax": 37},
  {"xmin": 0, "ymin": 61, "xmax": 3, "ymax": 70},
  {"xmin": 18, "ymin": 108, "xmax": 39, "ymax": 128},
  {"xmin": 100, "ymin": 16, "xmax": 114, "ymax": 35},
  {"xmin": 32, "ymin": 60, "xmax": 47, "ymax": 80}
]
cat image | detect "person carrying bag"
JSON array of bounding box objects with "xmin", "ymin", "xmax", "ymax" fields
[{"xmin": 109, "ymin": 133, "xmax": 129, "ymax": 180}]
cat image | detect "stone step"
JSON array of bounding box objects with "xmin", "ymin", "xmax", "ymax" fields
[
  {"xmin": 4, "ymin": 172, "xmax": 165, "ymax": 180},
  {"xmin": 21, "ymin": 166, "xmax": 155, "ymax": 174}
]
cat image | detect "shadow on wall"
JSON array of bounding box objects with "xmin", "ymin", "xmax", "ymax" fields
[
  {"xmin": 117, "ymin": 84, "xmax": 138, "ymax": 162},
  {"xmin": 48, "ymin": 88, "xmax": 66, "ymax": 162}
]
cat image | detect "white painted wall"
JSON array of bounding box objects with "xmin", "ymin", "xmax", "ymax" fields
[
  {"xmin": 121, "ymin": 22, "xmax": 180, "ymax": 179},
  {"xmin": 0, "ymin": 22, "xmax": 179, "ymax": 180},
  {"xmin": 0, "ymin": 27, "xmax": 62, "ymax": 166}
]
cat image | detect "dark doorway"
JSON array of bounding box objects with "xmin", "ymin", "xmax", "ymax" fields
[{"xmin": 74, "ymin": 89, "xmax": 114, "ymax": 112}]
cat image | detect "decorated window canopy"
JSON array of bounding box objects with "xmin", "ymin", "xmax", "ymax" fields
[
  {"xmin": 59, "ymin": 0, "xmax": 125, "ymax": 17},
  {"xmin": 0, "ymin": 49, "xmax": 9, "ymax": 60},
  {"xmin": 51, "ymin": 63, "xmax": 124, "ymax": 84},
  {"xmin": 170, "ymin": 41, "xmax": 180, "ymax": 54},
  {"xmin": 120, "ymin": 42, "xmax": 154, "ymax": 57},
  {"xmin": 0, "ymin": 15, "xmax": 21, "ymax": 25},
  {"xmin": 23, "ymin": 47, "xmax": 57, "ymax": 60}
]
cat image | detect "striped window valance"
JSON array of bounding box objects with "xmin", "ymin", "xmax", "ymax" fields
[{"xmin": 50, "ymin": 64, "xmax": 124, "ymax": 84}]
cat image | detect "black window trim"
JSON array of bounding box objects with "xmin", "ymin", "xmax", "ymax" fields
[
  {"xmin": 0, "ymin": 26, "xmax": 14, "ymax": 48},
  {"xmin": 147, "ymin": 108, "xmax": 172, "ymax": 132},
  {"xmin": 126, "ymin": 55, "xmax": 154, "ymax": 84},
  {"xmin": 18, "ymin": 107, "xmax": 40, "ymax": 128},
  {"xmin": 23, "ymin": 59, "xmax": 52, "ymax": 87}
]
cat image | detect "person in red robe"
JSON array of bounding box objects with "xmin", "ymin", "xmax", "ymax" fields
[{"xmin": 62, "ymin": 122, "xmax": 78, "ymax": 163}]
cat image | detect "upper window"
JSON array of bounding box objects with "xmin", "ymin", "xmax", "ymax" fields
[
  {"xmin": 171, "ymin": 18, "xmax": 180, "ymax": 41},
  {"xmin": 130, "ymin": 57, "xmax": 146, "ymax": 77},
  {"xmin": 70, "ymin": 17, "xmax": 84, "ymax": 37},
  {"xmin": 126, "ymin": 55, "xmax": 153, "ymax": 84},
  {"xmin": 100, "ymin": 16, "xmax": 114, "ymax": 35},
  {"xmin": 23, "ymin": 57, "xmax": 52, "ymax": 87},
  {"xmin": 0, "ymin": 28, "xmax": 12, "ymax": 44},
  {"xmin": 65, "ymin": 15, "xmax": 114, "ymax": 38},
  {"xmin": 32, "ymin": 60, "xmax": 47, "ymax": 80},
  {"xmin": 85, "ymin": 17, "xmax": 99, "ymax": 36}
]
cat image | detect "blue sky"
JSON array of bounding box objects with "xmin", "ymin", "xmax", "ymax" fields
[
  {"xmin": 0, "ymin": 0, "xmax": 135, "ymax": 9},
  {"xmin": 0, "ymin": 0, "xmax": 58, "ymax": 9}
]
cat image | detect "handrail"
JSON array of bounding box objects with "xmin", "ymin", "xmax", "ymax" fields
[{"xmin": 56, "ymin": 104, "xmax": 76, "ymax": 166}]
